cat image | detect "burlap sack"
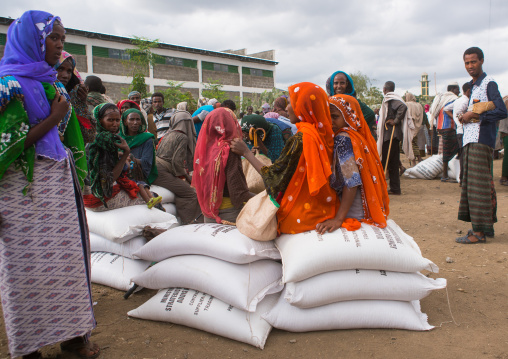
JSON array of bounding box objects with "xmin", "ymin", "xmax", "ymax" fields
[
  {"xmin": 236, "ymin": 190, "xmax": 279, "ymax": 241},
  {"xmin": 242, "ymin": 152, "xmax": 272, "ymax": 194}
]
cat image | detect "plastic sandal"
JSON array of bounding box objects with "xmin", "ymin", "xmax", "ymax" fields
[
  {"xmin": 147, "ymin": 196, "xmax": 163, "ymax": 209},
  {"xmin": 455, "ymin": 229, "xmax": 486, "ymax": 244}
]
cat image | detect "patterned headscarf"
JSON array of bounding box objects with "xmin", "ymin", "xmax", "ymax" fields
[
  {"xmin": 54, "ymin": 50, "xmax": 82, "ymax": 91},
  {"xmin": 326, "ymin": 71, "xmax": 356, "ymax": 97},
  {"xmin": 191, "ymin": 107, "xmax": 242, "ymax": 223},
  {"xmin": 117, "ymin": 99, "xmax": 141, "ymax": 113},
  {"xmin": 128, "ymin": 90, "xmax": 141, "ymax": 99},
  {"xmin": 329, "ymin": 94, "xmax": 389, "ymax": 228}
]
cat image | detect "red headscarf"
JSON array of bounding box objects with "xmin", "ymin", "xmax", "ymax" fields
[
  {"xmin": 191, "ymin": 107, "xmax": 242, "ymax": 223},
  {"xmin": 117, "ymin": 99, "xmax": 141, "ymax": 113},
  {"xmin": 329, "ymin": 94, "xmax": 389, "ymax": 229},
  {"xmin": 277, "ymin": 82, "xmax": 338, "ymax": 234}
]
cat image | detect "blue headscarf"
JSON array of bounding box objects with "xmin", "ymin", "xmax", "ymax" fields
[
  {"xmin": 0, "ymin": 11, "xmax": 67, "ymax": 161},
  {"xmin": 325, "ymin": 71, "xmax": 356, "ymax": 97}
]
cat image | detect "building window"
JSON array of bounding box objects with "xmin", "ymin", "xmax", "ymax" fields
[
  {"xmin": 243, "ymin": 67, "xmax": 273, "ymax": 78},
  {"xmin": 0, "ymin": 33, "xmax": 6, "ymax": 46},
  {"xmin": 92, "ymin": 46, "xmax": 130, "ymax": 60},
  {"xmin": 154, "ymin": 55, "xmax": 197, "ymax": 68},
  {"xmin": 203, "ymin": 61, "xmax": 238, "ymax": 73},
  {"xmin": 64, "ymin": 42, "xmax": 86, "ymax": 56}
]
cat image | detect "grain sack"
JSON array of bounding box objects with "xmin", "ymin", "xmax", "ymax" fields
[
  {"xmin": 90, "ymin": 233, "xmax": 146, "ymax": 259},
  {"xmin": 446, "ymin": 155, "xmax": 461, "ymax": 183},
  {"xmin": 133, "ymin": 223, "xmax": 280, "ymax": 264},
  {"xmin": 162, "ymin": 203, "xmax": 177, "ymax": 216},
  {"xmin": 263, "ymin": 289, "xmax": 433, "ymax": 332},
  {"xmin": 128, "ymin": 289, "xmax": 278, "ymax": 349},
  {"xmin": 276, "ymin": 219, "xmax": 438, "ymax": 283},
  {"xmin": 131, "ymin": 255, "xmax": 283, "ymax": 312},
  {"xmin": 404, "ymin": 155, "xmax": 443, "ymax": 179},
  {"xmin": 86, "ymin": 204, "xmax": 178, "ymax": 243},
  {"xmin": 242, "ymin": 154, "xmax": 272, "ymax": 194},
  {"xmin": 149, "ymin": 185, "xmax": 175, "ymax": 203},
  {"xmin": 91, "ymin": 252, "xmax": 151, "ymax": 291},
  {"xmin": 285, "ymin": 270, "xmax": 447, "ymax": 308}
]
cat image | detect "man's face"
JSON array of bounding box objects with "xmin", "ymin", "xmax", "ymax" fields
[
  {"xmin": 129, "ymin": 94, "xmax": 141, "ymax": 104},
  {"xmin": 152, "ymin": 96, "xmax": 164, "ymax": 112},
  {"xmin": 464, "ymin": 53, "xmax": 484, "ymax": 79}
]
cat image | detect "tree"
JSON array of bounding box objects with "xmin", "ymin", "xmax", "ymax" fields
[
  {"xmin": 202, "ymin": 79, "xmax": 227, "ymax": 103},
  {"xmin": 163, "ymin": 81, "xmax": 197, "ymax": 112},
  {"xmin": 349, "ymin": 71, "xmax": 385, "ymax": 109},
  {"xmin": 123, "ymin": 36, "xmax": 161, "ymax": 98},
  {"xmin": 363, "ymin": 86, "xmax": 384, "ymax": 109}
]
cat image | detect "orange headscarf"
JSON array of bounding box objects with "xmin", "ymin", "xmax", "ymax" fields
[
  {"xmin": 191, "ymin": 107, "xmax": 242, "ymax": 223},
  {"xmin": 277, "ymin": 82, "xmax": 338, "ymax": 234},
  {"xmin": 329, "ymin": 94, "xmax": 390, "ymax": 229}
]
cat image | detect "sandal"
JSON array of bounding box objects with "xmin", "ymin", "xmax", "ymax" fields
[
  {"xmin": 441, "ymin": 177, "xmax": 450, "ymax": 182},
  {"xmin": 147, "ymin": 196, "xmax": 163, "ymax": 209},
  {"xmin": 455, "ymin": 229, "xmax": 486, "ymax": 244},
  {"xmin": 399, "ymin": 166, "xmax": 406, "ymax": 176},
  {"xmin": 61, "ymin": 337, "xmax": 100, "ymax": 359}
]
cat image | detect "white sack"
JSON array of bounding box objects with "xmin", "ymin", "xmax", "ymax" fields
[
  {"xmin": 263, "ymin": 289, "xmax": 433, "ymax": 332},
  {"xmin": 91, "ymin": 252, "xmax": 151, "ymax": 291},
  {"xmin": 86, "ymin": 204, "xmax": 178, "ymax": 243},
  {"xmin": 128, "ymin": 288, "xmax": 278, "ymax": 349},
  {"xmin": 131, "ymin": 255, "xmax": 283, "ymax": 312},
  {"xmin": 276, "ymin": 219, "xmax": 438, "ymax": 283},
  {"xmin": 447, "ymin": 155, "xmax": 461, "ymax": 183},
  {"xmin": 90, "ymin": 233, "xmax": 146, "ymax": 259},
  {"xmin": 150, "ymin": 185, "xmax": 175, "ymax": 203},
  {"xmin": 162, "ymin": 203, "xmax": 177, "ymax": 216},
  {"xmin": 285, "ymin": 270, "xmax": 447, "ymax": 308},
  {"xmin": 404, "ymin": 155, "xmax": 443, "ymax": 179},
  {"xmin": 133, "ymin": 223, "xmax": 280, "ymax": 264}
]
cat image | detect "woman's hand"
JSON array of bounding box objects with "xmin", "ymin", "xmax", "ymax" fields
[
  {"xmin": 114, "ymin": 138, "xmax": 130, "ymax": 153},
  {"xmin": 230, "ymin": 138, "xmax": 250, "ymax": 156},
  {"xmin": 50, "ymin": 93, "xmax": 70, "ymax": 123},
  {"xmin": 316, "ymin": 218, "xmax": 343, "ymax": 235},
  {"xmin": 76, "ymin": 84, "xmax": 88, "ymax": 101}
]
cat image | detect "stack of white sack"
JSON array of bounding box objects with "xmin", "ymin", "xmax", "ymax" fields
[
  {"xmin": 405, "ymin": 154, "xmax": 460, "ymax": 182},
  {"xmin": 129, "ymin": 223, "xmax": 283, "ymax": 348},
  {"xmin": 263, "ymin": 219, "xmax": 446, "ymax": 332},
  {"xmin": 86, "ymin": 185, "xmax": 178, "ymax": 291}
]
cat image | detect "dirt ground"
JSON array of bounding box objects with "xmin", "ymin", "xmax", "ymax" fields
[{"xmin": 1, "ymin": 157, "xmax": 507, "ymax": 359}]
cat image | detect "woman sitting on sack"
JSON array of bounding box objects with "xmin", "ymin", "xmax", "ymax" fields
[{"xmin": 231, "ymin": 82, "xmax": 338, "ymax": 234}]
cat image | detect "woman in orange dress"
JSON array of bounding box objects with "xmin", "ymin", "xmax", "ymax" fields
[{"xmin": 231, "ymin": 82, "xmax": 338, "ymax": 234}]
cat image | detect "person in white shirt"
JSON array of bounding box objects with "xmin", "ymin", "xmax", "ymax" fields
[{"xmin": 452, "ymin": 82, "xmax": 471, "ymax": 185}]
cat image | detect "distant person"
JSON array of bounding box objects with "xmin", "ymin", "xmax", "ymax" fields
[
  {"xmin": 261, "ymin": 102, "xmax": 271, "ymax": 114},
  {"xmin": 192, "ymin": 98, "xmax": 219, "ymax": 138},
  {"xmin": 85, "ymin": 74, "xmax": 108, "ymax": 112},
  {"xmin": 452, "ymin": 82, "xmax": 472, "ymax": 185},
  {"xmin": 403, "ymin": 92, "xmax": 425, "ymax": 166},
  {"xmin": 117, "ymin": 99, "xmax": 141, "ymax": 113},
  {"xmin": 272, "ymin": 96, "xmax": 289, "ymax": 117},
  {"xmin": 499, "ymin": 96, "xmax": 508, "ymax": 186},
  {"xmin": 100, "ymin": 84, "xmax": 114, "ymax": 104},
  {"xmin": 151, "ymin": 92, "xmax": 174, "ymax": 140},
  {"xmin": 221, "ymin": 99, "xmax": 237, "ymax": 112},
  {"xmin": 456, "ymin": 47, "xmax": 507, "ymax": 244},
  {"xmin": 428, "ymin": 82, "xmax": 459, "ymax": 155},
  {"xmin": 437, "ymin": 83, "xmax": 460, "ymax": 181},
  {"xmin": 377, "ymin": 81, "xmax": 411, "ymax": 195},
  {"xmin": 246, "ymin": 105, "xmax": 254, "ymax": 115}
]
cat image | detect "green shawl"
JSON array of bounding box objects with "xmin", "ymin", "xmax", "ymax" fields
[{"xmin": 119, "ymin": 108, "xmax": 158, "ymax": 184}]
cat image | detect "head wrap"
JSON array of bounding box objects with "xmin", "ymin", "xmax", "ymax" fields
[
  {"xmin": 176, "ymin": 102, "xmax": 188, "ymax": 111},
  {"xmin": 276, "ymin": 82, "xmax": 337, "ymax": 234},
  {"xmin": 424, "ymin": 104, "xmax": 430, "ymax": 112},
  {"xmin": 272, "ymin": 96, "xmax": 289, "ymax": 117},
  {"xmin": 329, "ymin": 94, "xmax": 389, "ymax": 228},
  {"xmin": 264, "ymin": 111, "xmax": 280, "ymax": 119},
  {"xmin": 191, "ymin": 107, "xmax": 242, "ymax": 223},
  {"xmin": 54, "ymin": 50, "xmax": 82, "ymax": 90},
  {"xmin": 326, "ymin": 71, "xmax": 355, "ymax": 97},
  {"xmin": 128, "ymin": 90, "xmax": 141, "ymax": 99},
  {"xmin": 208, "ymin": 98, "xmax": 218, "ymax": 106},
  {"xmin": 117, "ymin": 99, "xmax": 140, "ymax": 112},
  {"xmin": 261, "ymin": 103, "xmax": 271, "ymax": 114},
  {"xmin": 241, "ymin": 114, "xmax": 273, "ymax": 135},
  {"xmin": 120, "ymin": 108, "xmax": 147, "ymax": 135},
  {"xmin": 404, "ymin": 92, "xmax": 417, "ymax": 102},
  {"xmin": 0, "ymin": 11, "xmax": 67, "ymax": 162}
]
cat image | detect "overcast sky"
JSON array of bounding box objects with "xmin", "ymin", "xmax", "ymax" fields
[{"xmin": 3, "ymin": 0, "xmax": 508, "ymax": 97}]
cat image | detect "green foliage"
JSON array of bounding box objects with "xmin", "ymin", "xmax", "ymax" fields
[
  {"xmin": 202, "ymin": 79, "xmax": 227, "ymax": 103},
  {"xmin": 123, "ymin": 36, "xmax": 161, "ymax": 98},
  {"xmin": 364, "ymin": 86, "xmax": 384, "ymax": 109},
  {"xmin": 239, "ymin": 88, "xmax": 287, "ymax": 113},
  {"xmin": 163, "ymin": 81, "xmax": 197, "ymax": 112}
]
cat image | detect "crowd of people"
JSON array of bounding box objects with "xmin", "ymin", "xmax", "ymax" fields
[{"xmin": 0, "ymin": 10, "xmax": 507, "ymax": 359}]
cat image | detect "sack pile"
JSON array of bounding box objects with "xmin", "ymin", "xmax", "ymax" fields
[
  {"xmin": 405, "ymin": 154, "xmax": 460, "ymax": 181},
  {"xmin": 86, "ymin": 185, "xmax": 178, "ymax": 291},
  {"xmin": 129, "ymin": 223, "xmax": 283, "ymax": 348},
  {"xmin": 262, "ymin": 219, "xmax": 446, "ymax": 332}
]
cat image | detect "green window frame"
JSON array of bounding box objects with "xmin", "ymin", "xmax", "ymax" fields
[
  {"xmin": 64, "ymin": 42, "xmax": 86, "ymax": 55},
  {"xmin": 92, "ymin": 46, "xmax": 130, "ymax": 60},
  {"xmin": 202, "ymin": 61, "xmax": 237, "ymax": 73},
  {"xmin": 0, "ymin": 33, "xmax": 6, "ymax": 46},
  {"xmin": 242, "ymin": 67, "xmax": 271, "ymax": 77}
]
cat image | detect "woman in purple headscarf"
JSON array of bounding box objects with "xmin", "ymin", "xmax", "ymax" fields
[{"xmin": 0, "ymin": 11, "xmax": 99, "ymax": 359}]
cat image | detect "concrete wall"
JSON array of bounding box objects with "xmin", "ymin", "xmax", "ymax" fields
[
  {"xmin": 0, "ymin": 45, "xmax": 4, "ymax": 58},
  {"xmin": 202, "ymin": 70, "xmax": 240, "ymax": 86},
  {"xmin": 102, "ymin": 82, "xmax": 131, "ymax": 103},
  {"xmin": 93, "ymin": 57, "xmax": 149, "ymax": 77},
  {"xmin": 242, "ymin": 74, "xmax": 274, "ymax": 89},
  {"xmin": 153, "ymin": 86, "xmax": 199, "ymax": 99},
  {"xmin": 74, "ymin": 54, "xmax": 88, "ymax": 73},
  {"xmin": 153, "ymin": 64, "xmax": 199, "ymax": 82}
]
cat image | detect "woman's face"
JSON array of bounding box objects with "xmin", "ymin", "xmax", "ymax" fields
[
  {"xmin": 333, "ymin": 73, "xmax": 349, "ymax": 95},
  {"xmin": 56, "ymin": 58, "xmax": 73, "ymax": 86},
  {"xmin": 247, "ymin": 106, "xmax": 253, "ymax": 115},
  {"xmin": 125, "ymin": 112, "xmax": 142, "ymax": 135},
  {"xmin": 330, "ymin": 104, "xmax": 347, "ymax": 133},
  {"xmin": 100, "ymin": 109, "xmax": 121, "ymax": 134},
  {"xmin": 45, "ymin": 23, "xmax": 65, "ymax": 66},
  {"xmin": 121, "ymin": 102, "xmax": 132, "ymax": 113},
  {"xmin": 286, "ymin": 102, "xmax": 299, "ymax": 124}
]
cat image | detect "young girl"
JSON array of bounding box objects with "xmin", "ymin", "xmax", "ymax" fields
[
  {"xmin": 316, "ymin": 94, "xmax": 390, "ymax": 234},
  {"xmin": 86, "ymin": 103, "xmax": 162, "ymax": 211}
]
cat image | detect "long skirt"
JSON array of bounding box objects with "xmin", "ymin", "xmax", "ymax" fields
[
  {"xmin": 0, "ymin": 157, "xmax": 96, "ymax": 357},
  {"xmin": 458, "ymin": 143, "xmax": 497, "ymax": 234},
  {"xmin": 438, "ymin": 128, "xmax": 459, "ymax": 163}
]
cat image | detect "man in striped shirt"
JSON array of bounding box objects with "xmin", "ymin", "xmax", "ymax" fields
[{"xmin": 152, "ymin": 92, "xmax": 174, "ymax": 140}]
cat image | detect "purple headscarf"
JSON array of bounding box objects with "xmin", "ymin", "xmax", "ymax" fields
[{"xmin": 0, "ymin": 11, "xmax": 67, "ymax": 161}]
